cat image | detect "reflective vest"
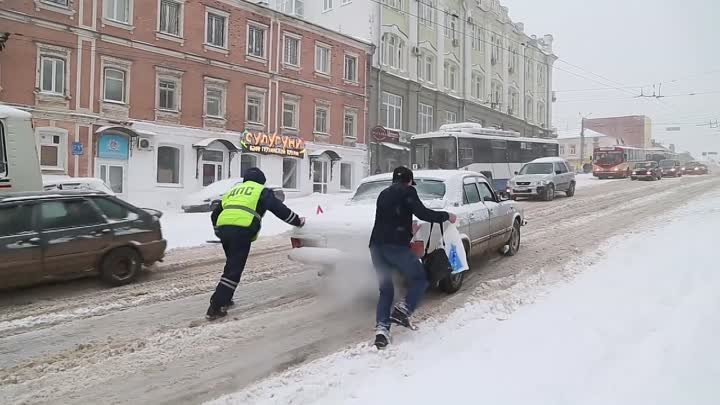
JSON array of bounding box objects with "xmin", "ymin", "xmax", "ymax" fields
[{"xmin": 216, "ymin": 181, "xmax": 265, "ymax": 233}]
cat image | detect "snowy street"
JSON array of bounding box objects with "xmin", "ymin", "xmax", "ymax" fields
[{"xmin": 1, "ymin": 175, "xmax": 719, "ymax": 405}]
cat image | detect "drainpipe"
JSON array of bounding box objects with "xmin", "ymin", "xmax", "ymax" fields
[
  {"xmin": 374, "ymin": 1, "xmax": 383, "ymax": 174},
  {"xmin": 461, "ymin": 2, "xmax": 468, "ymax": 122}
]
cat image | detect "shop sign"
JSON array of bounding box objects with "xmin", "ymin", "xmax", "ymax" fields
[
  {"xmin": 97, "ymin": 133, "xmax": 129, "ymax": 160},
  {"xmin": 371, "ymin": 126, "xmax": 400, "ymax": 143},
  {"xmin": 240, "ymin": 131, "xmax": 306, "ymax": 158}
]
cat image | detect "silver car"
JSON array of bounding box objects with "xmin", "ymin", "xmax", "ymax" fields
[
  {"xmin": 507, "ymin": 157, "xmax": 576, "ymax": 201},
  {"xmin": 287, "ymin": 170, "xmax": 526, "ymax": 294}
]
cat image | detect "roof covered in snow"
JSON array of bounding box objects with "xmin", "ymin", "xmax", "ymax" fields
[
  {"xmin": 361, "ymin": 170, "xmax": 484, "ymax": 184},
  {"xmin": 532, "ymin": 157, "xmax": 569, "ymax": 164},
  {"xmin": 555, "ymin": 128, "xmax": 609, "ymax": 139}
]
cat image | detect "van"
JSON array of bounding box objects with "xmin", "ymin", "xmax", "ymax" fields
[{"xmin": 0, "ymin": 105, "xmax": 43, "ymax": 193}]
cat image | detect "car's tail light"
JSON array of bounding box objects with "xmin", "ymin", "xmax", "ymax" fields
[
  {"xmin": 290, "ymin": 237, "xmax": 302, "ymax": 248},
  {"xmin": 411, "ymin": 240, "xmax": 424, "ymax": 257}
]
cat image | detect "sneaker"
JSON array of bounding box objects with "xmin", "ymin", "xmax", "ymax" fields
[
  {"xmin": 390, "ymin": 303, "xmax": 414, "ymax": 329},
  {"xmin": 374, "ymin": 326, "xmax": 390, "ymax": 349},
  {"xmin": 205, "ymin": 303, "xmax": 228, "ymax": 321}
]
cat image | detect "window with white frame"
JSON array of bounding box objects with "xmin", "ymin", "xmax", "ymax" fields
[
  {"xmin": 159, "ymin": 0, "xmax": 182, "ymax": 36},
  {"xmin": 491, "ymin": 80, "xmax": 503, "ymax": 109},
  {"xmin": 491, "ymin": 34, "xmax": 502, "ymax": 65},
  {"xmin": 157, "ymin": 145, "xmax": 181, "ymax": 184},
  {"xmin": 525, "ymin": 97, "xmax": 533, "ymax": 122},
  {"xmin": 418, "ymin": 0, "xmax": 434, "ymax": 27},
  {"xmin": 43, "ymin": 0, "xmax": 70, "ymax": 7},
  {"xmin": 344, "ymin": 109, "xmax": 357, "ymax": 139},
  {"xmin": 246, "ymin": 89, "xmax": 266, "ymax": 126},
  {"xmin": 559, "ymin": 145, "xmax": 565, "ymax": 155},
  {"xmin": 158, "ymin": 78, "xmax": 179, "ymax": 111},
  {"xmin": 382, "ymin": 0, "xmax": 402, "ymax": 9},
  {"xmin": 104, "ymin": 0, "xmax": 131, "ymax": 24},
  {"xmin": 507, "ymin": 87, "xmax": 519, "ymax": 115},
  {"xmin": 247, "ymin": 24, "xmax": 266, "ymax": 59},
  {"xmin": 38, "ymin": 129, "xmax": 66, "ymax": 170},
  {"xmin": 569, "ymin": 144, "xmax": 576, "ymax": 155},
  {"xmin": 538, "ymin": 64, "xmax": 546, "ymax": 87},
  {"xmin": 204, "ymin": 83, "xmax": 225, "ymax": 118},
  {"xmin": 314, "ymin": 104, "xmax": 329, "ymax": 134},
  {"xmin": 537, "ymin": 102, "xmax": 546, "ymax": 126},
  {"xmin": 445, "ymin": 111, "xmax": 457, "ymax": 124},
  {"xmin": 340, "ymin": 162, "xmax": 352, "ymax": 190},
  {"xmin": 472, "ymin": 23, "xmax": 484, "ymax": 52},
  {"xmin": 205, "ymin": 9, "xmax": 227, "ymax": 48},
  {"xmin": 283, "ymin": 34, "xmax": 300, "ymax": 66},
  {"xmin": 382, "ymin": 92, "xmax": 402, "ymax": 130},
  {"xmin": 525, "ymin": 58, "xmax": 533, "ymax": 84},
  {"xmin": 282, "ymin": 157, "xmax": 299, "ymax": 189},
  {"xmin": 344, "ymin": 54, "xmax": 358, "ymax": 82},
  {"xmin": 103, "ymin": 67, "xmax": 126, "ymax": 103},
  {"xmin": 444, "ymin": 11, "xmax": 457, "ymax": 39},
  {"xmin": 282, "ymin": 96, "xmax": 299, "ymax": 129},
  {"xmin": 280, "ymin": 0, "xmax": 304, "ymax": 17},
  {"xmin": 471, "ymin": 72, "xmax": 484, "ymax": 100},
  {"xmin": 40, "ymin": 55, "xmax": 66, "ymax": 95},
  {"xmin": 418, "ymin": 51, "xmax": 434, "ymax": 83},
  {"xmin": 322, "ymin": 0, "xmax": 333, "ymax": 11},
  {"xmin": 418, "ymin": 103, "xmax": 433, "ymax": 134},
  {"xmin": 443, "ymin": 61, "xmax": 458, "ymax": 92},
  {"xmin": 381, "ymin": 33, "xmax": 405, "ymax": 70},
  {"xmin": 315, "ymin": 44, "xmax": 331, "ymax": 75}
]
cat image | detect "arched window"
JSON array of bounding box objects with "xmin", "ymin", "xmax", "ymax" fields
[
  {"xmin": 381, "ymin": 33, "xmax": 406, "ymax": 70},
  {"xmin": 525, "ymin": 97, "xmax": 534, "ymax": 122},
  {"xmin": 157, "ymin": 145, "xmax": 181, "ymax": 184},
  {"xmin": 471, "ymin": 71, "xmax": 485, "ymax": 99},
  {"xmin": 443, "ymin": 61, "xmax": 459, "ymax": 92},
  {"xmin": 418, "ymin": 50, "xmax": 435, "ymax": 83}
]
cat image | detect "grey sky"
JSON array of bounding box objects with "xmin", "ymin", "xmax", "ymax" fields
[{"xmin": 502, "ymin": 0, "xmax": 720, "ymax": 158}]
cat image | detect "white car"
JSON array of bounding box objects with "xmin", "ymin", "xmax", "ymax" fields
[
  {"xmin": 507, "ymin": 157, "xmax": 576, "ymax": 201},
  {"xmin": 42, "ymin": 175, "xmax": 115, "ymax": 195},
  {"xmin": 181, "ymin": 178, "xmax": 285, "ymax": 213},
  {"xmin": 288, "ymin": 170, "xmax": 526, "ymax": 294}
]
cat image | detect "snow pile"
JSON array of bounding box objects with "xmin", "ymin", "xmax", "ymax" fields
[
  {"xmin": 574, "ymin": 172, "xmax": 624, "ymax": 189},
  {"xmin": 161, "ymin": 193, "xmax": 352, "ymax": 250},
  {"xmin": 207, "ymin": 189, "xmax": 720, "ymax": 405}
]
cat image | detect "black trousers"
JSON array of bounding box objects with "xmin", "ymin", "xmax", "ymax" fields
[{"xmin": 210, "ymin": 226, "xmax": 254, "ymax": 306}]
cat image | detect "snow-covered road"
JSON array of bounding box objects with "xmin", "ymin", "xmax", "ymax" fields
[
  {"xmin": 1, "ymin": 174, "xmax": 719, "ymax": 405},
  {"xmin": 213, "ymin": 183, "xmax": 720, "ymax": 405}
]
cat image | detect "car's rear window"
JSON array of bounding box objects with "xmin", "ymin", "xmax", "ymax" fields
[{"xmin": 352, "ymin": 179, "xmax": 446, "ymax": 202}]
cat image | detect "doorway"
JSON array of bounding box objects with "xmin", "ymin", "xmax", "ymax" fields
[
  {"xmin": 200, "ymin": 149, "xmax": 224, "ymax": 186},
  {"xmin": 97, "ymin": 160, "xmax": 127, "ymax": 199},
  {"xmin": 312, "ymin": 159, "xmax": 329, "ymax": 194}
]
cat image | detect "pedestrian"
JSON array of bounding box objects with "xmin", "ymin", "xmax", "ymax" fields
[
  {"xmin": 207, "ymin": 167, "xmax": 305, "ymax": 320},
  {"xmin": 369, "ymin": 166, "xmax": 456, "ymax": 348}
]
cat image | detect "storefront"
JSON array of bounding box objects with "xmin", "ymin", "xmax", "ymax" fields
[{"xmin": 369, "ymin": 126, "xmax": 410, "ymax": 174}]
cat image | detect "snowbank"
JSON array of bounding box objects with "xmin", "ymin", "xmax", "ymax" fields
[
  {"xmin": 574, "ymin": 172, "xmax": 625, "ymax": 189},
  {"xmin": 161, "ymin": 193, "xmax": 352, "ymax": 250},
  {"xmin": 207, "ymin": 189, "xmax": 720, "ymax": 405}
]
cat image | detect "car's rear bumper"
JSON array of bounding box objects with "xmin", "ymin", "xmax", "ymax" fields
[
  {"xmin": 139, "ymin": 239, "xmax": 167, "ymax": 263},
  {"xmin": 632, "ymin": 174, "xmax": 656, "ymax": 179},
  {"xmin": 661, "ymin": 171, "xmax": 681, "ymax": 177}
]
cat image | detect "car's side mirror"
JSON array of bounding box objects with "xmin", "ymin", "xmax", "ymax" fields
[
  {"xmin": 555, "ymin": 170, "xmax": 562, "ymax": 175},
  {"xmin": 514, "ymin": 171, "xmax": 519, "ymax": 175}
]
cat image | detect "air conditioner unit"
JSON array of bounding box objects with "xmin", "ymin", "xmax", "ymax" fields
[
  {"xmin": 137, "ymin": 137, "xmax": 153, "ymax": 151},
  {"xmin": 412, "ymin": 46, "xmax": 421, "ymax": 56},
  {"xmin": 452, "ymin": 38, "xmax": 460, "ymax": 47}
]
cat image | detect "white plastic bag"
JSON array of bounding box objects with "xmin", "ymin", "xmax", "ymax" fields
[{"xmin": 441, "ymin": 223, "xmax": 469, "ymax": 274}]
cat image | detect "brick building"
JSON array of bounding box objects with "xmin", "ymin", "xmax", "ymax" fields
[
  {"xmin": 0, "ymin": 0, "xmax": 372, "ymax": 207},
  {"xmin": 584, "ymin": 115, "xmax": 652, "ymax": 149}
]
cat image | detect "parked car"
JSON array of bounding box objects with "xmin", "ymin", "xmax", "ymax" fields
[
  {"xmin": 683, "ymin": 161, "xmax": 709, "ymax": 175},
  {"xmin": 631, "ymin": 161, "xmax": 662, "ymax": 181},
  {"xmin": 0, "ymin": 191, "xmax": 167, "ymax": 289},
  {"xmin": 181, "ymin": 178, "xmax": 285, "ymax": 213},
  {"xmin": 42, "ymin": 175, "xmax": 116, "ymax": 195},
  {"xmin": 287, "ymin": 170, "xmax": 526, "ymax": 294},
  {"xmin": 507, "ymin": 157, "xmax": 576, "ymax": 201},
  {"xmin": 659, "ymin": 159, "xmax": 683, "ymax": 177}
]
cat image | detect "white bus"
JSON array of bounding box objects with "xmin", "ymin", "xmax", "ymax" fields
[
  {"xmin": 0, "ymin": 105, "xmax": 42, "ymax": 193},
  {"xmin": 411, "ymin": 123, "xmax": 559, "ymax": 191}
]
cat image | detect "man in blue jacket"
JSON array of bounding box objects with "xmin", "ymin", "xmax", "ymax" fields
[
  {"xmin": 207, "ymin": 167, "xmax": 305, "ymax": 320},
  {"xmin": 369, "ymin": 167, "xmax": 456, "ymax": 348}
]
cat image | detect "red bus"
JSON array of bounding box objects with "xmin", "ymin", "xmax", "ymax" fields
[{"xmin": 593, "ymin": 146, "xmax": 647, "ymax": 179}]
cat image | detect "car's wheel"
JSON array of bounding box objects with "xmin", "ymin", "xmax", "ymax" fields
[
  {"xmin": 100, "ymin": 247, "xmax": 142, "ymax": 286},
  {"xmin": 511, "ymin": 195, "xmax": 518, "ymax": 201},
  {"xmin": 566, "ymin": 181, "xmax": 576, "ymax": 197},
  {"xmin": 631, "ymin": 177, "xmax": 637, "ymax": 181},
  {"xmin": 503, "ymin": 220, "xmax": 521, "ymax": 256},
  {"xmin": 439, "ymin": 271, "xmax": 464, "ymax": 294},
  {"xmin": 543, "ymin": 184, "xmax": 555, "ymax": 201}
]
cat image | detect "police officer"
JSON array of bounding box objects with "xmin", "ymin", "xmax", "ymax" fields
[
  {"xmin": 369, "ymin": 167, "xmax": 456, "ymax": 348},
  {"xmin": 207, "ymin": 167, "xmax": 305, "ymax": 320}
]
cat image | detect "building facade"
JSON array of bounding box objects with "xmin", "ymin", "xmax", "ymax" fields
[
  {"xmin": 584, "ymin": 115, "xmax": 652, "ymax": 149},
  {"xmin": 0, "ymin": 0, "xmax": 372, "ymax": 208},
  {"xmin": 556, "ymin": 129, "xmax": 618, "ymax": 171},
  {"xmin": 272, "ymin": 0, "xmax": 557, "ymax": 173}
]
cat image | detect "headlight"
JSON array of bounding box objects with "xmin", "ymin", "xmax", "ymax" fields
[
  {"xmin": 681, "ymin": 167, "xmax": 686, "ymax": 171},
  {"xmin": 646, "ymin": 171, "xmax": 652, "ymax": 175},
  {"xmin": 670, "ymin": 168, "xmax": 675, "ymax": 171},
  {"xmin": 538, "ymin": 180, "xmax": 548, "ymax": 185}
]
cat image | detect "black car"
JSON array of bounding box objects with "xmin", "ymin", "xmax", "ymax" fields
[
  {"xmin": 683, "ymin": 161, "xmax": 709, "ymax": 175},
  {"xmin": 659, "ymin": 159, "xmax": 683, "ymax": 178},
  {"xmin": 631, "ymin": 161, "xmax": 662, "ymax": 181}
]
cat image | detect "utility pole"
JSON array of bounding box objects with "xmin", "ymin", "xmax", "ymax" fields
[{"xmin": 579, "ymin": 113, "xmax": 592, "ymax": 173}]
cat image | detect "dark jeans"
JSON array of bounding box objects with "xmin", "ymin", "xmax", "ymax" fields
[
  {"xmin": 370, "ymin": 244, "xmax": 428, "ymax": 329},
  {"xmin": 210, "ymin": 226, "xmax": 254, "ymax": 306}
]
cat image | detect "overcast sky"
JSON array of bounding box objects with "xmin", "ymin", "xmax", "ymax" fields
[{"xmin": 502, "ymin": 0, "xmax": 720, "ymax": 158}]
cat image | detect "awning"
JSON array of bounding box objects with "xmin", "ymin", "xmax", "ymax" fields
[
  {"xmin": 95, "ymin": 125, "xmax": 152, "ymax": 137},
  {"xmin": 309, "ymin": 149, "xmax": 342, "ymax": 161},
  {"xmin": 380, "ymin": 142, "xmax": 410, "ymax": 152},
  {"xmin": 192, "ymin": 137, "xmax": 239, "ymax": 153}
]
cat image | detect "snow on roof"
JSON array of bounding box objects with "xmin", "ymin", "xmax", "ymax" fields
[
  {"xmin": 532, "ymin": 157, "xmax": 568, "ymax": 163},
  {"xmin": 361, "ymin": 170, "xmax": 480, "ymax": 184},
  {"xmin": 555, "ymin": 128, "xmax": 609, "ymax": 139},
  {"xmin": 0, "ymin": 105, "xmax": 32, "ymax": 120}
]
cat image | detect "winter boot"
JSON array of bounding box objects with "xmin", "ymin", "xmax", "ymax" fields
[
  {"xmin": 374, "ymin": 325, "xmax": 390, "ymax": 349},
  {"xmin": 390, "ymin": 302, "xmax": 415, "ymax": 330},
  {"xmin": 205, "ymin": 302, "xmax": 228, "ymax": 321}
]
